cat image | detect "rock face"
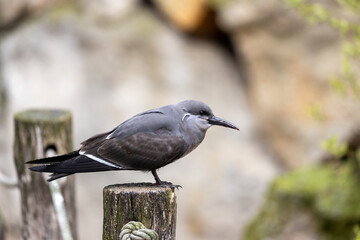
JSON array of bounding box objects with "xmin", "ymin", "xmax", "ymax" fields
[
  {"xmin": 0, "ymin": 0, "xmax": 64, "ymax": 27},
  {"xmin": 216, "ymin": 0, "xmax": 360, "ymax": 168},
  {"xmin": 152, "ymin": 0, "xmax": 360, "ymax": 168},
  {"xmin": 153, "ymin": 0, "xmax": 215, "ymax": 34}
]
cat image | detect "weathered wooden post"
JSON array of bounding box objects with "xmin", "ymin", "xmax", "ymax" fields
[
  {"xmin": 0, "ymin": 209, "xmax": 5, "ymax": 240},
  {"xmin": 103, "ymin": 183, "xmax": 177, "ymax": 240},
  {"xmin": 14, "ymin": 110, "xmax": 77, "ymax": 240}
]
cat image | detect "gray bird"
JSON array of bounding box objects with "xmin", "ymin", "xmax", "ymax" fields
[{"xmin": 27, "ymin": 100, "xmax": 239, "ymax": 187}]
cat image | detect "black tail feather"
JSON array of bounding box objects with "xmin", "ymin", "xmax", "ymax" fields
[
  {"xmin": 47, "ymin": 173, "xmax": 73, "ymax": 182},
  {"xmin": 28, "ymin": 154, "xmax": 120, "ymax": 181},
  {"xmin": 26, "ymin": 150, "xmax": 80, "ymax": 165}
]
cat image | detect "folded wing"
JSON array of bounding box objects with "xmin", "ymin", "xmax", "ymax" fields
[{"xmin": 96, "ymin": 131, "xmax": 188, "ymax": 170}]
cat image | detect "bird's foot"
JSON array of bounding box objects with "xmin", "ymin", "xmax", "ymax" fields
[
  {"xmin": 155, "ymin": 181, "xmax": 182, "ymax": 190},
  {"xmin": 151, "ymin": 170, "xmax": 182, "ymax": 189}
]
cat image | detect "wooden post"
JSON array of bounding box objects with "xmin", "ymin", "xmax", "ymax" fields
[
  {"xmin": 14, "ymin": 110, "xmax": 77, "ymax": 240},
  {"xmin": 0, "ymin": 208, "xmax": 5, "ymax": 240},
  {"xmin": 103, "ymin": 183, "xmax": 177, "ymax": 240}
]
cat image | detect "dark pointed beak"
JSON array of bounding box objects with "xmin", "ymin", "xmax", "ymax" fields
[{"xmin": 207, "ymin": 116, "xmax": 239, "ymax": 131}]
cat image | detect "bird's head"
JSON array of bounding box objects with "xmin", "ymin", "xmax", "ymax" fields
[{"xmin": 177, "ymin": 100, "xmax": 239, "ymax": 132}]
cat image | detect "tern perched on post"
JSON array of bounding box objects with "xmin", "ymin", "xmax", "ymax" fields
[{"xmin": 27, "ymin": 100, "xmax": 239, "ymax": 187}]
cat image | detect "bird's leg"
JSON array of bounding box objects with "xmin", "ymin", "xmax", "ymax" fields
[
  {"xmin": 151, "ymin": 170, "xmax": 182, "ymax": 189},
  {"xmin": 151, "ymin": 169, "xmax": 162, "ymax": 185}
]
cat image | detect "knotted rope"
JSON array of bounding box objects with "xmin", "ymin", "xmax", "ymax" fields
[{"xmin": 119, "ymin": 221, "xmax": 159, "ymax": 240}]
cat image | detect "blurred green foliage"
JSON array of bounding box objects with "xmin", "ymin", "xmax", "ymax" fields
[
  {"xmin": 321, "ymin": 135, "xmax": 348, "ymax": 159},
  {"xmin": 246, "ymin": 0, "xmax": 360, "ymax": 238},
  {"xmin": 307, "ymin": 103, "xmax": 327, "ymax": 122},
  {"xmin": 208, "ymin": 0, "xmax": 233, "ymax": 9},
  {"xmin": 355, "ymin": 225, "xmax": 360, "ymax": 240},
  {"xmin": 246, "ymin": 162, "xmax": 360, "ymax": 240},
  {"xmin": 285, "ymin": 0, "xmax": 360, "ymax": 100},
  {"xmin": 285, "ymin": 0, "xmax": 360, "ymax": 164}
]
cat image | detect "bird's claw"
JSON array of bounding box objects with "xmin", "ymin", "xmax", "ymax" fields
[{"xmin": 156, "ymin": 181, "xmax": 182, "ymax": 189}]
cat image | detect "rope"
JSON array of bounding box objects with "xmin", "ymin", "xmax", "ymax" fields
[
  {"xmin": 45, "ymin": 147, "xmax": 73, "ymax": 240},
  {"xmin": 119, "ymin": 221, "xmax": 159, "ymax": 240}
]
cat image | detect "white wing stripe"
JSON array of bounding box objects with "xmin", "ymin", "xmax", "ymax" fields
[
  {"xmin": 105, "ymin": 133, "xmax": 113, "ymax": 140},
  {"xmin": 79, "ymin": 151, "xmax": 122, "ymax": 169}
]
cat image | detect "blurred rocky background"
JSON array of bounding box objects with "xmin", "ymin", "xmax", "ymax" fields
[{"xmin": 0, "ymin": 0, "xmax": 359, "ymax": 239}]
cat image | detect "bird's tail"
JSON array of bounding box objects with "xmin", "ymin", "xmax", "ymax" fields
[
  {"xmin": 26, "ymin": 151, "xmax": 80, "ymax": 165},
  {"xmin": 26, "ymin": 150, "xmax": 118, "ymax": 181}
]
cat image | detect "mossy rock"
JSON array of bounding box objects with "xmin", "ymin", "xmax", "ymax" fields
[{"xmin": 245, "ymin": 162, "xmax": 360, "ymax": 240}]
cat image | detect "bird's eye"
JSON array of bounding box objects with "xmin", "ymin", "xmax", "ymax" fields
[{"xmin": 199, "ymin": 110, "xmax": 207, "ymax": 116}]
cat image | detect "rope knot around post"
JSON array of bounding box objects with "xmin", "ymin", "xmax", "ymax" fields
[{"xmin": 119, "ymin": 221, "xmax": 159, "ymax": 240}]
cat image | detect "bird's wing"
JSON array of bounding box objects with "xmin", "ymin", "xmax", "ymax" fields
[
  {"xmin": 96, "ymin": 130, "xmax": 187, "ymax": 170},
  {"xmin": 105, "ymin": 110, "xmax": 170, "ymax": 140},
  {"xmin": 80, "ymin": 108, "xmax": 188, "ymax": 170},
  {"xmin": 80, "ymin": 110, "xmax": 169, "ymax": 151}
]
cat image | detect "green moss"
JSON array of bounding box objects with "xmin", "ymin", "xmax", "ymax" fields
[
  {"xmin": 14, "ymin": 109, "xmax": 71, "ymax": 124},
  {"xmin": 354, "ymin": 225, "xmax": 360, "ymax": 240},
  {"xmin": 47, "ymin": 0, "xmax": 82, "ymax": 21},
  {"xmin": 13, "ymin": 109, "xmax": 72, "ymax": 175},
  {"xmin": 246, "ymin": 162, "xmax": 360, "ymax": 240},
  {"xmin": 274, "ymin": 165, "xmax": 333, "ymax": 198},
  {"xmin": 208, "ymin": 0, "xmax": 236, "ymax": 9}
]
